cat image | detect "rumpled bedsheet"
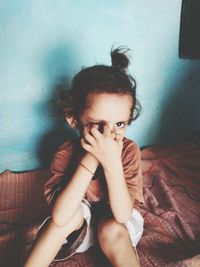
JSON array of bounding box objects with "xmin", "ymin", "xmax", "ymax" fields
[{"xmin": 139, "ymin": 144, "xmax": 200, "ymax": 267}]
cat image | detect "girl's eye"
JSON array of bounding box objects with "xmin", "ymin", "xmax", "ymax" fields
[
  {"xmin": 88, "ymin": 122, "xmax": 104, "ymax": 132},
  {"xmin": 87, "ymin": 122, "xmax": 100, "ymax": 127},
  {"xmin": 115, "ymin": 122, "xmax": 126, "ymax": 129},
  {"xmin": 87, "ymin": 122, "xmax": 104, "ymax": 133}
]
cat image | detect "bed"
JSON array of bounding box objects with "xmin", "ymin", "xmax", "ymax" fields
[{"xmin": 0, "ymin": 142, "xmax": 200, "ymax": 267}]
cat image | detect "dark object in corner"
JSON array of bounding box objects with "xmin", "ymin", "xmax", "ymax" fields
[{"xmin": 179, "ymin": 0, "xmax": 200, "ymax": 58}]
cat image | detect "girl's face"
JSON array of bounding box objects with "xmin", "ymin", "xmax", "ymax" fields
[{"xmin": 79, "ymin": 93, "xmax": 132, "ymax": 138}]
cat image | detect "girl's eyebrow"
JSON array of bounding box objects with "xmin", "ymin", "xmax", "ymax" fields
[
  {"xmin": 86, "ymin": 117, "xmax": 104, "ymax": 122},
  {"xmin": 87, "ymin": 118, "xmax": 128, "ymax": 124},
  {"xmin": 87, "ymin": 120, "xmax": 104, "ymax": 124}
]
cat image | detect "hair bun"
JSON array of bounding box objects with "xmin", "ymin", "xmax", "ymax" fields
[{"xmin": 111, "ymin": 46, "xmax": 130, "ymax": 71}]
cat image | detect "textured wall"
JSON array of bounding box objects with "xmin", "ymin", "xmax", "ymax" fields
[{"xmin": 1, "ymin": 0, "xmax": 200, "ymax": 172}]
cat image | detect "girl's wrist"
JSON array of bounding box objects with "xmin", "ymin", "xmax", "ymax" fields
[
  {"xmin": 103, "ymin": 162, "xmax": 124, "ymax": 186},
  {"xmin": 81, "ymin": 152, "xmax": 99, "ymax": 174},
  {"xmin": 102, "ymin": 156, "xmax": 122, "ymax": 174}
]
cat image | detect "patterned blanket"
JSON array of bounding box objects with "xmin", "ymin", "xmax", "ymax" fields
[{"xmin": 0, "ymin": 143, "xmax": 200, "ymax": 267}]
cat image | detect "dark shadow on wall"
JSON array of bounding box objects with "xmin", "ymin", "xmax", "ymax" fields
[
  {"xmin": 37, "ymin": 44, "xmax": 79, "ymax": 167},
  {"xmin": 154, "ymin": 61, "xmax": 200, "ymax": 146}
]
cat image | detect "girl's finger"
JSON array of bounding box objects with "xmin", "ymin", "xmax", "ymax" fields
[
  {"xmin": 103, "ymin": 125, "xmax": 111, "ymax": 137},
  {"xmin": 115, "ymin": 134, "xmax": 123, "ymax": 144},
  {"xmin": 84, "ymin": 132, "xmax": 96, "ymax": 145},
  {"xmin": 90, "ymin": 126, "xmax": 102, "ymax": 139},
  {"xmin": 80, "ymin": 138, "xmax": 92, "ymax": 152},
  {"xmin": 111, "ymin": 132, "xmax": 116, "ymax": 140}
]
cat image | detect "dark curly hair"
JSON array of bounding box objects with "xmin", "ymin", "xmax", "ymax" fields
[{"xmin": 57, "ymin": 46, "xmax": 141, "ymax": 125}]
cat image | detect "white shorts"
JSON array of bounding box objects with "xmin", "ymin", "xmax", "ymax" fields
[{"xmin": 76, "ymin": 199, "xmax": 144, "ymax": 253}]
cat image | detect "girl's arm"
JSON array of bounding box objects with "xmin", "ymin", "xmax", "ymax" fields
[
  {"xmin": 103, "ymin": 158, "xmax": 133, "ymax": 223},
  {"xmin": 81, "ymin": 126, "xmax": 133, "ymax": 223},
  {"xmin": 51, "ymin": 152, "xmax": 98, "ymax": 227}
]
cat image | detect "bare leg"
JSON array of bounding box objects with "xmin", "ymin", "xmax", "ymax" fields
[
  {"xmin": 23, "ymin": 208, "xmax": 84, "ymax": 267},
  {"xmin": 97, "ymin": 218, "xmax": 141, "ymax": 267}
]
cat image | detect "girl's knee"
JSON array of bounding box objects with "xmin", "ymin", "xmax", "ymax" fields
[
  {"xmin": 39, "ymin": 207, "xmax": 84, "ymax": 240},
  {"xmin": 97, "ymin": 218, "xmax": 127, "ymax": 244}
]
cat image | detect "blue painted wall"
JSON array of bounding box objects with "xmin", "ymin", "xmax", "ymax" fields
[{"xmin": 1, "ymin": 0, "xmax": 200, "ymax": 172}]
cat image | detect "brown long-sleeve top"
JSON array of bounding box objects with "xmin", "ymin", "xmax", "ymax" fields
[{"xmin": 44, "ymin": 137, "xmax": 144, "ymax": 208}]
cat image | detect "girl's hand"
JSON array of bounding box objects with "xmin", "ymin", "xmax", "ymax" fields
[{"xmin": 81, "ymin": 125, "xmax": 123, "ymax": 171}]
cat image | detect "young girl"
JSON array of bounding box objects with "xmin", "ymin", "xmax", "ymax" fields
[{"xmin": 24, "ymin": 47, "xmax": 144, "ymax": 267}]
